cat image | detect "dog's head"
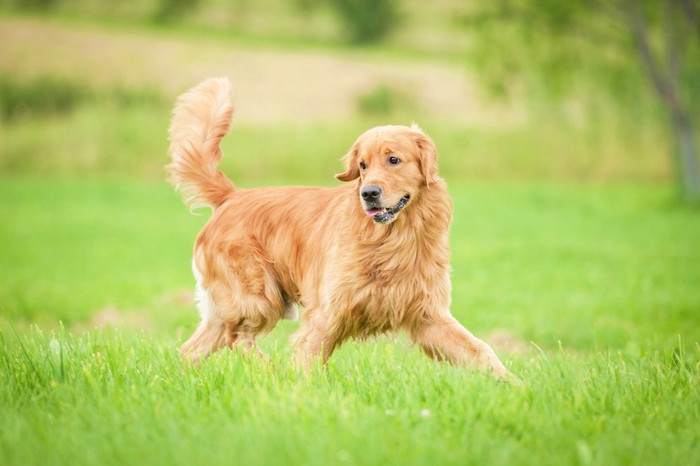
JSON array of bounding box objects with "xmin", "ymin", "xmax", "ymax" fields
[{"xmin": 336, "ymin": 125, "xmax": 439, "ymax": 224}]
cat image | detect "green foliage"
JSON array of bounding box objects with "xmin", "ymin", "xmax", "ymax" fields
[
  {"xmin": 0, "ymin": 76, "xmax": 90, "ymax": 122},
  {"xmin": 462, "ymin": 0, "xmax": 700, "ymax": 124},
  {"xmin": 355, "ymin": 84, "xmax": 418, "ymax": 117},
  {"xmin": 328, "ymin": 0, "xmax": 400, "ymax": 43},
  {"xmin": 463, "ymin": 1, "xmax": 639, "ymax": 102},
  {"xmin": 5, "ymin": 0, "xmax": 57, "ymax": 11},
  {"xmin": 462, "ymin": 0, "xmax": 700, "ymax": 200},
  {"xmin": 0, "ymin": 75, "xmax": 163, "ymax": 124},
  {"xmin": 151, "ymin": 0, "xmax": 201, "ymax": 24}
]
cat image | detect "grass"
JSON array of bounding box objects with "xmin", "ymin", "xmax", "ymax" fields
[
  {"xmin": 3, "ymin": 178, "xmax": 699, "ymax": 349},
  {"xmin": 0, "ymin": 326, "xmax": 698, "ymax": 465},
  {"xmin": 1, "ymin": 177, "xmax": 699, "ymax": 465},
  {"xmin": 0, "ymin": 178, "xmax": 198, "ymax": 328}
]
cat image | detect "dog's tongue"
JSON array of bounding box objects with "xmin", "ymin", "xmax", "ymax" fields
[{"xmin": 365, "ymin": 208, "xmax": 383, "ymax": 217}]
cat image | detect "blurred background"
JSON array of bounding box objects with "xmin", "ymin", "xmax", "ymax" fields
[
  {"xmin": 3, "ymin": 0, "xmax": 698, "ymax": 184},
  {"xmin": 0, "ymin": 0, "xmax": 698, "ymax": 352}
]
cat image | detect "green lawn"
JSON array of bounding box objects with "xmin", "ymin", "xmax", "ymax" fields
[
  {"xmin": 1, "ymin": 177, "xmax": 698, "ymax": 465},
  {"xmin": 1, "ymin": 327, "xmax": 697, "ymax": 466}
]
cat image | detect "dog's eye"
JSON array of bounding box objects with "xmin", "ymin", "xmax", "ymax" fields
[
  {"xmin": 359, "ymin": 161, "xmax": 367, "ymax": 170},
  {"xmin": 388, "ymin": 156, "xmax": 400, "ymax": 165}
]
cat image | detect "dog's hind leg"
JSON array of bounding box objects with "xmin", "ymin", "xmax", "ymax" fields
[
  {"xmin": 180, "ymin": 259, "xmax": 230, "ymax": 365},
  {"xmin": 183, "ymin": 240, "xmax": 284, "ymax": 364},
  {"xmin": 181, "ymin": 300, "xmax": 276, "ymax": 364},
  {"xmin": 409, "ymin": 316, "xmax": 514, "ymax": 381},
  {"xmin": 225, "ymin": 318, "xmax": 270, "ymax": 359}
]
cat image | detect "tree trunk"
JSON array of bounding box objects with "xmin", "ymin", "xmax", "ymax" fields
[
  {"xmin": 671, "ymin": 107, "xmax": 700, "ymax": 201},
  {"xmin": 626, "ymin": 0, "xmax": 700, "ymax": 202}
]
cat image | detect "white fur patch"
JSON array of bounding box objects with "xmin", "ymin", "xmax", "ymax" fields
[
  {"xmin": 192, "ymin": 259, "xmax": 215, "ymax": 321},
  {"xmin": 283, "ymin": 304, "xmax": 299, "ymax": 321}
]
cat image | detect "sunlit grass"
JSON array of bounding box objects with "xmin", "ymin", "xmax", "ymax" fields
[{"xmin": 1, "ymin": 326, "xmax": 698, "ymax": 466}]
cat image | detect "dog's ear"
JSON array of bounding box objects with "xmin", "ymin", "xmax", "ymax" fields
[
  {"xmin": 412, "ymin": 126, "xmax": 438, "ymax": 187},
  {"xmin": 335, "ymin": 143, "xmax": 360, "ymax": 182}
]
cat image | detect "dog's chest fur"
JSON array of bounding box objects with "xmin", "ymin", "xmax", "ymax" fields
[{"xmin": 322, "ymin": 223, "xmax": 452, "ymax": 336}]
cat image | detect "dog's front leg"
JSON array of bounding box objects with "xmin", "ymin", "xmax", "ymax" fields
[
  {"xmin": 292, "ymin": 309, "xmax": 345, "ymax": 371},
  {"xmin": 409, "ymin": 316, "xmax": 514, "ymax": 381}
]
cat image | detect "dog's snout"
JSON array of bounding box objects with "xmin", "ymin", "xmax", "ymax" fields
[{"xmin": 361, "ymin": 185, "xmax": 382, "ymax": 201}]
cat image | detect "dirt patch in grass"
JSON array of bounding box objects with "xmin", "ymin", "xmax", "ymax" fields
[{"xmin": 86, "ymin": 306, "xmax": 154, "ymax": 331}]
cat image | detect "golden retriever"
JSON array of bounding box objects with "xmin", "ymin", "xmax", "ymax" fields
[{"xmin": 167, "ymin": 77, "xmax": 511, "ymax": 379}]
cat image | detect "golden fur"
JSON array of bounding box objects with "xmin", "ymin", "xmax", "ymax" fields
[{"xmin": 167, "ymin": 77, "xmax": 511, "ymax": 379}]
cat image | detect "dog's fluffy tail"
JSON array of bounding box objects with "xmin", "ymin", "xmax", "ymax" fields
[{"xmin": 167, "ymin": 77, "xmax": 235, "ymax": 210}]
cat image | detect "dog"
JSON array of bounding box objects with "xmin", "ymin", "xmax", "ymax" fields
[{"xmin": 167, "ymin": 77, "xmax": 511, "ymax": 379}]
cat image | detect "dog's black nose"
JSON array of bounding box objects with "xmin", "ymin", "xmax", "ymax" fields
[{"xmin": 361, "ymin": 185, "xmax": 382, "ymax": 201}]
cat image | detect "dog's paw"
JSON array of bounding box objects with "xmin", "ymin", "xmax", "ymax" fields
[{"xmin": 490, "ymin": 363, "xmax": 523, "ymax": 385}]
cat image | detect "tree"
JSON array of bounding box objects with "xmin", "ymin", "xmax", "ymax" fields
[
  {"xmin": 152, "ymin": 0, "xmax": 201, "ymax": 24},
  {"xmin": 329, "ymin": 0, "xmax": 400, "ymax": 44},
  {"xmin": 465, "ymin": 0, "xmax": 700, "ymax": 201}
]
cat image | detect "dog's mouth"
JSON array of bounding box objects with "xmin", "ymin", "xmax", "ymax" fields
[{"xmin": 364, "ymin": 195, "xmax": 410, "ymax": 224}]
